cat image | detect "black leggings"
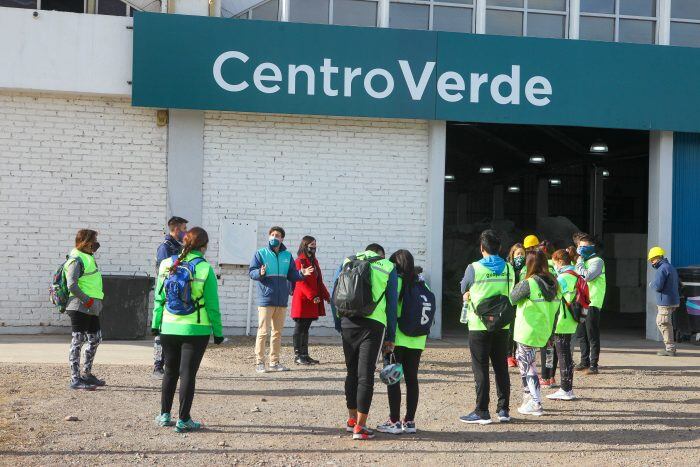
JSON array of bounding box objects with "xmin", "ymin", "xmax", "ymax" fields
[
  {"xmin": 341, "ymin": 318, "xmax": 385, "ymax": 414},
  {"xmin": 293, "ymin": 318, "xmax": 314, "ymax": 356},
  {"xmin": 554, "ymin": 334, "xmax": 574, "ymax": 392},
  {"xmin": 387, "ymin": 346, "xmax": 422, "ymax": 422},
  {"xmin": 540, "ymin": 344, "xmax": 559, "ymax": 380},
  {"xmin": 160, "ymin": 334, "xmax": 209, "ymax": 421}
]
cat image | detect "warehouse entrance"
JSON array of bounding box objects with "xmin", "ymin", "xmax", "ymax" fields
[{"xmin": 442, "ymin": 122, "xmax": 650, "ymax": 336}]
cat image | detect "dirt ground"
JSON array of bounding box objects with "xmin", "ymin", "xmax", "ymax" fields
[{"xmin": 0, "ymin": 333, "xmax": 698, "ymax": 466}]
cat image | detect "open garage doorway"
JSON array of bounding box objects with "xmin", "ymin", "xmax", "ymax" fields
[{"xmin": 442, "ymin": 123, "xmax": 650, "ymax": 337}]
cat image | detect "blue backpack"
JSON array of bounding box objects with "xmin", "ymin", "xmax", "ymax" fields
[
  {"xmin": 161, "ymin": 255, "xmax": 206, "ymax": 318},
  {"xmin": 398, "ymin": 280, "xmax": 436, "ymax": 337}
]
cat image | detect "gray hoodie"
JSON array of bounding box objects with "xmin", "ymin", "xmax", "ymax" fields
[
  {"xmin": 65, "ymin": 257, "xmax": 103, "ymax": 316},
  {"xmin": 510, "ymin": 273, "xmax": 558, "ymax": 304}
]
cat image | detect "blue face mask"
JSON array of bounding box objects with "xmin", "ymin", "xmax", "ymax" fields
[
  {"xmin": 577, "ymin": 245, "xmax": 596, "ymax": 259},
  {"xmin": 269, "ymin": 237, "xmax": 281, "ymax": 248},
  {"xmin": 177, "ymin": 230, "xmax": 186, "ymax": 242}
]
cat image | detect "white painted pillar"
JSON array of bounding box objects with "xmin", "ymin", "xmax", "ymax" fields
[
  {"xmin": 475, "ymin": 0, "xmax": 486, "ymax": 34},
  {"xmin": 427, "ymin": 121, "xmax": 446, "ymax": 339},
  {"xmin": 378, "ymin": 0, "xmax": 390, "ymax": 27},
  {"xmin": 166, "ymin": 0, "xmax": 210, "ymax": 226},
  {"xmin": 646, "ymin": 131, "xmax": 674, "ymax": 340},
  {"xmin": 658, "ymin": 0, "xmax": 671, "ymax": 45},
  {"xmin": 569, "ymin": 0, "xmax": 580, "ymax": 39}
]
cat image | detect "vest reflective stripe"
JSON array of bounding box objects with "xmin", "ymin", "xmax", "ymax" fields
[
  {"xmin": 514, "ymin": 278, "xmax": 559, "ymax": 348},
  {"xmin": 160, "ymin": 254, "xmax": 211, "ymax": 328},
  {"xmin": 555, "ymin": 272, "xmax": 579, "ymax": 334},
  {"xmin": 586, "ymin": 257, "xmax": 606, "ymax": 309},
  {"xmin": 258, "ymin": 248, "xmax": 293, "ymax": 277},
  {"xmin": 345, "ymin": 251, "xmax": 394, "ymax": 327},
  {"xmin": 467, "ymin": 262, "xmax": 514, "ymax": 331},
  {"xmin": 68, "ymin": 249, "xmax": 104, "ymax": 300}
]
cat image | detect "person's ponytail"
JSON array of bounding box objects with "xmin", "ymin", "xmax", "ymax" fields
[{"xmin": 168, "ymin": 227, "xmax": 209, "ymax": 274}]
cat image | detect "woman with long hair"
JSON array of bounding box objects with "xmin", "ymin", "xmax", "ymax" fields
[
  {"xmin": 65, "ymin": 229, "xmax": 105, "ymax": 390},
  {"xmin": 505, "ymin": 243, "xmax": 526, "ymax": 368},
  {"xmin": 376, "ymin": 249, "xmax": 426, "ymax": 435},
  {"xmin": 509, "ymin": 249, "xmax": 560, "ymax": 417},
  {"xmin": 290, "ymin": 235, "xmax": 330, "ymax": 365},
  {"xmin": 152, "ymin": 227, "xmax": 224, "ymax": 432}
]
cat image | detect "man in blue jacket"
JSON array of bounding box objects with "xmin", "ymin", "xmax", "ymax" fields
[
  {"xmin": 249, "ymin": 226, "xmax": 314, "ymax": 373},
  {"xmin": 648, "ymin": 247, "xmax": 680, "ymax": 356},
  {"xmin": 152, "ymin": 216, "xmax": 188, "ymax": 377}
]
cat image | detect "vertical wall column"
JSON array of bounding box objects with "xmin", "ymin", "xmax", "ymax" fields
[
  {"xmin": 646, "ymin": 131, "xmax": 674, "ymax": 340},
  {"xmin": 427, "ymin": 121, "xmax": 446, "ymax": 339},
  {"xmin": 589, "ymin": 167, "xmax": 604, "ymax": 241},
  {"xmin": 165, "ymin": 1, "xmax": 210, "ymax": 225},
  {"xmin": 536, "ymin": 178, "xmax": 549, "ymax": 218}
]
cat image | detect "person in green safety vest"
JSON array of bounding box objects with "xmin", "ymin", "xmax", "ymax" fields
[
  {"xmin": 538, "ymin": 239, "xmax": 559, "ymax": 389},
  {"xmin": 152, "ymin": 227, "xmax": 225, "ymax": 433},
  {"xmin": 65, "ymin": 229, "xmax": 106, "ymax": 391},
  {"xmin": 334, "ymin": 243, "xmax": 398, "ymax": 440},
  {"xmin": 459, "ymin": 230, "xmax": 515, "ymax": 425},
  {"xmin": 546, "ymin": 249, "xmax": 581, "ymax": 401},
  {"xmin": 506, "ymin": 243, "xmax": 526, "ymax": 368},
  {"xmin": 509, "ymin": 249, "xmax": 561, "ymax": 417},
  {"xmin": 574, "ymin": 234, "xmax": 606, "ymax": 375}
]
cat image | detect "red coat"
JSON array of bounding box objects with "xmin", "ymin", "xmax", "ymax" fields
[{"xmin": 291, "ymin": 254, "xmax": 330, "ymax": 319}]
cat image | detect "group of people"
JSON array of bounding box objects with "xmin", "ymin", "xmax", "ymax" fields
[
  {"xmin": 459, "ymin": 230, "xmax": 606, "ymax": 424},
  {"xmin": 60, "ymin": 217, "xmax": 681, "ymax": 438}
]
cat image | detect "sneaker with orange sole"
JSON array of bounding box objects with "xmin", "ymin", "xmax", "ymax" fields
[
  {"xmin": 507, "ymin": 356, "xmax": 518, "ymax": 368},
  {"xmin": 345, "ymin": 417, "xmax": 357, "ymax": 432}
]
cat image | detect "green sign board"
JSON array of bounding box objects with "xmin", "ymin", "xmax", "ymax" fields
[{"xmin": 133, "ymin": 12, "xmax": 700, "ymax": 132}]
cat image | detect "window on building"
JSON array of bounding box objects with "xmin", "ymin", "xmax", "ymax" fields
[
  {"xmin": 97, "ymin": 0, "xmax": 127, "ymax": 16},
  {"xmin": 232, "ymin": 0, "xmax": 281, "ymax": 20},
  {"xmin": 579, "ymin": 0, "xmax": 657, "ymax": 44},
  {"xmin": 670, "ymin": 0, "xmax": 700, "ymax": 47},
  {"xmin": 390, "ymin": 0, "xmax": 474, "ymax": 33},
  {"xmin": 290, "ymin": 0, "xmax": 329, "ymax": 23},
  {"xmin": 41, "ymin": 0, "xmax": 86, "ymax": 13},
  {"xmin": 485, "ymin": 0, "xmax": 568, "ymax": 38},
  {"xmin": 0, "ymin": 0, "xmax": 37, "ymax": 8},
  {"xmin": 333, "ymin": 0, "xmax": 378, "ymax": 27}
]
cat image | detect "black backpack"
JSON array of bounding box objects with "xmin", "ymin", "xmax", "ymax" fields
[
  {"xmin": 333, "ymin": 255, "xmax": 385, "ymax": 318},
  {"xmin": 398, "ymin": 280, "xmax": 436, "ymax": 337},
  {"xmin": 473, "ymin": 266, "xmax": 515, "ymax": 332}
]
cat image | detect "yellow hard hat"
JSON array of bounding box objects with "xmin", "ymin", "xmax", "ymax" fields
[
  {"xmin": 648, "ymin": 246, "xmax": 665, "ymax": 261},
  {"xmin": 523, "ymin": 235, "xmax": 540, "ymax": 249}
]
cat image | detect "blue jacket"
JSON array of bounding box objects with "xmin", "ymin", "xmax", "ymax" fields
[
  {"xmin": 650, "ymin": 258, "xmax": 680, "ymax": 306},
  {"xmin": 156, "ymin": 235, "xmax": 182, "ymax": 270},
  {"xmin": 249, "ymin": 244, "xmax": 305, "ymax": 307}
]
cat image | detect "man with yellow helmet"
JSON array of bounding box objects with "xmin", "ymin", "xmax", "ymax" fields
[{"xmin": 648, "ymin": 247, "xmax": 680, "ymax": 356}]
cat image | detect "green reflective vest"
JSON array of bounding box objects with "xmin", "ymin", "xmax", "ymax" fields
[
  {"xmin": 68, "ymin": 249, "xmax": 104, "ymax": 300},
  {"xmin": 156, "ymin": 252, "xmax": 215, "ymax": 336},
  {"xmin": 343, "ymin": 251, "xmax": 395, "ymax": 327},
  {"xmin": 586, "ymin": 257, "xmax": 606, "ymax": 309},
  {"xmin": 555, "ymin": 271, "xmax": 579, "ymax": 335},
  {"xmin": 394, "ymin": 277, "xmax": 428, "ymax": 350},
  {"xmin": 513, "ymin": 277, "xmax": 560, "ymax": 348},
  {"xmin": 466, "ymin": 262, "xmax": 515, "ymax": 331}
]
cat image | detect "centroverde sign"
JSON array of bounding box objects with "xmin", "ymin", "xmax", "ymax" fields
[{"xmin": 132, "ymin": 12, "xmax": 700, "ymax": 132}]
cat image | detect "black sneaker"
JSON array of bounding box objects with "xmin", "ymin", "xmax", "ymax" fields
[
  {"xmin": 294, "ymin": 356, "xmax": 311, "ymax": 365},
  {"xmin": 305, "ymin": 355, "xmax": 320, "ymax": 365},
  {"xmin": 153, "ymin": 367, "xmax": 165, "ymax": 379},
  {"xmin": 574, "ymin": 362, "xmax": 589, "ymax": 372},
  {"xmin": 82, "ymin": 373, "xmax": 106, "ymax": 386},
  {"xmin": 69, "ymin": 378, "xmax": 96, "ymax": 391},
  {"xmin": 585, "ymin": 366, "xmax": 599, "ymax": 375}
]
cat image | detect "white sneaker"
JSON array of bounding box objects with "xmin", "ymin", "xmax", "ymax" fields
[
  {"xmin": 268, "ymin": 362, "xmax": 289, "ymax": 372},
  {"xmin": 518, "ymin": 400, "xmax": 544, "ymax": 416},
  {"xmin": 546, "ymin": 389, "xmax": 576, "ymax": 401},
  {"xmin": 376, "ymin": 420, "xmax": 403, "ymax": 435},
  {"xmin": 255, "ymin": 363, "xmax": 266, "ymax": 373}
]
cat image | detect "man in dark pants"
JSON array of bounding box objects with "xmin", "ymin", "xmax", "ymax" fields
[
  {"xmin": 575, "ymin": 234, "xmax": 606, "ymax": 375},
  {"xmin": 459, "ymin": 230, "xmax": 515, "ymax": 424},
  {"xmin": 331, "ymin": 243, "xmax": 398, "ymax": 440},
  {"xmin": 153, "ymin": 216, "xmax": 188, "ymax": 378}
]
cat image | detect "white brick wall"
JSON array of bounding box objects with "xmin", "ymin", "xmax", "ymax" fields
[
  {"xmin": 0, "ymin": 91, "xmax": 167, "ymax": 330},
  {"xmin": 202, "ymin": 112, "xmax": 430, "ymax": 332}
]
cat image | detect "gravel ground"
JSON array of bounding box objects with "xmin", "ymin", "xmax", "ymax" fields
[{"xmin": 0, "ymin": 335, "xmax": 698, "ymax": 465}]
